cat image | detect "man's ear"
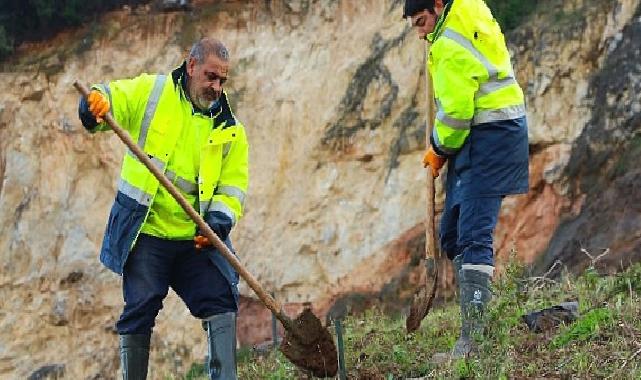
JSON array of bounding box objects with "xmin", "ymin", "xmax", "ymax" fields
[
  {"xmin": 186, "ymin": 57, "xmax": 196, "ymax": 76},
  {"xmin": 435, "ymin": 0, "xmax": 444, "ymax": 9}
]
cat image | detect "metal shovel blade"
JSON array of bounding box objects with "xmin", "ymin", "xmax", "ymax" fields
[
  {"xmin": 279, "ymin": 309, "xmax": 338, "ymax": 378},
  {"xmin": 406, "ymin": 263, "xmax": 438, "ymax": 333}
]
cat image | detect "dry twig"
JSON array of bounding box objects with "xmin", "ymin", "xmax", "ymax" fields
[
  {"xmin": 609, "ymin": 346, "xmax": 641, "ymax": 378},
  {"xmin": 581, "ymin": 248, "xmax": 610, "ymax": 267}
]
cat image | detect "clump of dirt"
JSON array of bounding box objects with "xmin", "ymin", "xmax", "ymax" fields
[
  {"xmin": 522, "ymin": 302, "xmax": 579, "ymax": 333},
  {"xmin": 280, "ymin": 308, "xmax": 338, "ymax": 378},
  {"xmin": 357, "ymin": 368, "xmax": 385, "ymax": 380}
]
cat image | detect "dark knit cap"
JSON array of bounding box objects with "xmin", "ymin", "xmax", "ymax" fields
[{"xmin": 403, "ymin": 0, "xmax": 434, "ymax": 18}]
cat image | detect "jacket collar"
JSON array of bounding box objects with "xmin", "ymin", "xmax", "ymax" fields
[{"xmin": 427, "ymin": 0, "xmax": 454, "ymax": 43}]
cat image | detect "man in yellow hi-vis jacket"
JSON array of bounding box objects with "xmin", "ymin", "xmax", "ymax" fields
[
  {"xmin": 404, "ymin": 0, "xmax": 529, "ymax": 358},
  {"xmin": 78, "ymin": 38, "xmax": 247, "ymax": 379}
]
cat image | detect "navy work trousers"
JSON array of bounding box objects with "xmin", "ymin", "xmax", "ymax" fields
[
  {"xmin": 116, "ymin": 234, "xmax": 237, "ymax": 335},
  {"xmin": 439, "ymin": 196, "xmax": 503, "ymax": 266}
]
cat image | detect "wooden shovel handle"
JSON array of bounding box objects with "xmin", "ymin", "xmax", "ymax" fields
[
  {"xmin": 425, "ymin": 47, "xmax": 437, "ymax": 262},
  {"xmin": 74, "ymin": 82, "xmax": 291, "ymax": 324}
]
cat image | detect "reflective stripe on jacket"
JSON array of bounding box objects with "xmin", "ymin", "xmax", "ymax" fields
[
  {"xmin": 89, "ymin": 65, "xmax": 249, "ymax": 274},
  {"xmin": 427, "ymin": 0, "xmax": 525, "ymax": 155}
]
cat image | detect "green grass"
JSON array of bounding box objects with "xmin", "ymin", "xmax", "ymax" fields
[{"xmin": 182, "ymin": 260, "xmax": 641, "ymax": 379}]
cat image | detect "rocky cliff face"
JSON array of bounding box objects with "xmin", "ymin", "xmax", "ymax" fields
[
  {"xmin": 499, "ymin": 0, "xmax": 641, "ymax": 274},
  {"xmin": 0, "ymin": 0, "xmax": 639, "ymax": 378},
  {"xmin": 535, "ymin": 0, "xmax": 641, "ymax": 274}
]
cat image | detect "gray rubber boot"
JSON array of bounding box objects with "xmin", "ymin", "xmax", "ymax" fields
[
  {"xmin": 451, "ymin": 267, "xmax": 492, "ymax": 358},
  {"xmin": 204, "ymin": 312, "xmax": 237, "ymax": 380},
  {"xmin": 452, "ymin": 254, "xmax": 464, "ymax": 288},
  {"xmin": 120, "ymin": 334, "xmax": 150, "ymax": 380}
]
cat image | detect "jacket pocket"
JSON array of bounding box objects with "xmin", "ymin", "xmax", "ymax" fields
[
  {"xmin": 104, "ymin": 192, "xmax": 147, "ymax": 270},
  {"xmin": 454, "ymin": 141, "xmax": 472, "ymax": 174}
]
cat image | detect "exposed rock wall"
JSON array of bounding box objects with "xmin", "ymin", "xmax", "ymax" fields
[
  {"xmin": 0, "ymin": 0, "xmax": 639, "ymax": 378},
  {"xmin": 540, "ymin": 0, "xmax": 641, "ymax": 274}
]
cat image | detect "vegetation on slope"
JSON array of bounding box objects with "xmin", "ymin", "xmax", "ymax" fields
[
  {"xmin": 485, "ymin": 0, "xmax": 540, "ymax": 32},
  {"xmin": 0, "ymin": 0, "xmax": 151, "ymax": 61},
  {"xmin": 181, "ymin": 257, "xmax": 641, "ymax": 379}
]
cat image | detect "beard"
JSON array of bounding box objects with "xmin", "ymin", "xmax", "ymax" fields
[
  {"xmin": 190, "ymin": 85, "xmax": 219, "ymax": 111},
  {"xmin": 193, "ymin": 94, "xmax": 216, "ymax": 111}
]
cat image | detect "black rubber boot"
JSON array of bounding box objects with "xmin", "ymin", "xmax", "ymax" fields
[
  {"xmin": 204, "ymin": 312, "xmax": 237, "ymax": 380},
  {"xmin": 120, "ymin": 334, "xmax": 150, "ymax": 380},
  {"xmin": 451, "ymin": 267, "xmax": 492, "ymax": 358}
]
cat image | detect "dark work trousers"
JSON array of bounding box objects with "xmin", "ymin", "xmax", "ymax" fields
[
  {"xmin": 439, "ymin": 196, "xmax": 503, "ymax": 266},
  {"xmin": 116, "ymin": 234, "xmax": 237, "ymax": 335}
]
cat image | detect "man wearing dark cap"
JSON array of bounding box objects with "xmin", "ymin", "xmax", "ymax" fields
[{"xmin": 403, "ymin": 0, "xmax": 529, "ymax": 359}]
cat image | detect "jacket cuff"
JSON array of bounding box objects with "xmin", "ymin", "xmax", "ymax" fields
[
  {"xmin": 78, "ymin": 96, "xmax": 99, "ymax": 132},
  {"xmin": 204, "ymin": 211, "xmax": 234, "ymax": 241},
  {"xmin": 430, "ymin": 134, "xmax": 452, "ymax": 158}
]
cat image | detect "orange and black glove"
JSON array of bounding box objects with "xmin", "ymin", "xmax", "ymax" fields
[
  {"xmin": 87, "ymin": 90, "xmax": 110, "ymax": 123},
  {"xmin": 422, "ymin": 146, "xmax": 447, "ymax": 178}
]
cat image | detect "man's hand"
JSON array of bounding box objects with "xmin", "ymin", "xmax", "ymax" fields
[
  {"xmin": 422, "ymin": 146, "xmax": 446, "ymax": 178},
  {"xmin": 87, "ymin": 90, "xmax": 110, "ymax": 123}
]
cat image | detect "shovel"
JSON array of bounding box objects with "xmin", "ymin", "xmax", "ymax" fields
[
  {"xmin": 74, "ymin": 82, "xmax": 337, "ymax": 377},
  {"xmin": 405, "ymin": 43, "xmax": 440, "ymax": 333}
]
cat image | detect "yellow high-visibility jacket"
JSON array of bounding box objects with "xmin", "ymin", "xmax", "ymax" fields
[
  {"xmin": 427, "ymin": 0, "xmax": 529, "ymax": 198},
  {"xmin": 87, "ymin": 62, "xmax": 248, "ymax": 275}
]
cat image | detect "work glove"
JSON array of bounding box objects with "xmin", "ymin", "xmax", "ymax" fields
[
  {"xmin": 422, "ymin": 146, "xmax": 446, "ymax": 178},
  {"xmin": 87, "ymin": 90, "xmax": 110, "ymax": 123},
  {"xmin": 194, "ymin": 235, "xmax": 211, "ymax": 250}
]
